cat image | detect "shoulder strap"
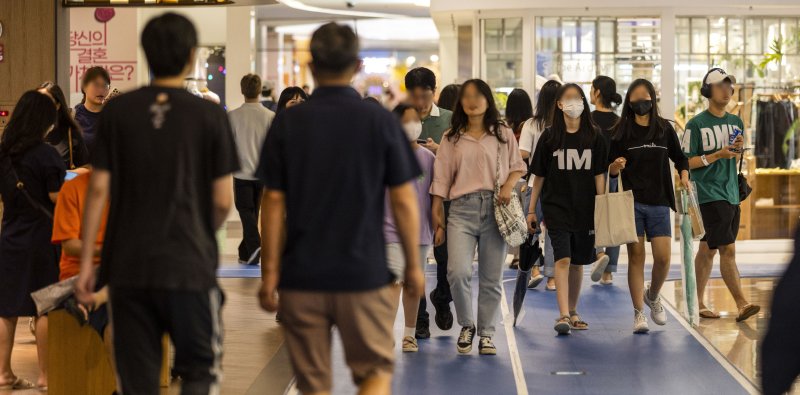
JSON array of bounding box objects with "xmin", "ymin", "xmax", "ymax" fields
[
  {"xmin": 738, "ymin": 152, "xmax": 745, "ymax": 174},
  {"xmin": 7, "ymin": 160, "xmax": 54, "ymax": 219}
]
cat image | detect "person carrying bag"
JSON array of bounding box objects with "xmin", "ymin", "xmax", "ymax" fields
[{"xmin": 594, "ymin": 167, "xmax": 637, "ymax": 248}]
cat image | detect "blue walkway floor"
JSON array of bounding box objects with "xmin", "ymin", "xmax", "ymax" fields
[{"xmin": 323, "ymin": 263, "xmax": 778, "ymax": 395}]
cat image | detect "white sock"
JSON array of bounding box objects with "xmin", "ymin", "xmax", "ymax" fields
[{"xmin": 404, "ymin": 327, "xmax": 415, "ymax": 338}]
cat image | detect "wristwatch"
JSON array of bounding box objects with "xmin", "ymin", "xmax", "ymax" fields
[{"xmin": 701, "ymin": 154, "xmax": 710, "ymax": 166}]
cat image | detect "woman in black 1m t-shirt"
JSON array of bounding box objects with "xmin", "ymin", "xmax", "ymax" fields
[
  {"xmin": 527, "ymin": 83, "xmax": 607, "ymax": 335},
  {"xmin": 589, "ymin": 76, "xmax": 623, "ymax": 285},
  {"xmin": 608, "ymin": 79, "xmax": 690, "ymax": 334}
]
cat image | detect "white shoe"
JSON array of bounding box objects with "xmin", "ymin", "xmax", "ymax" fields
[
  {"xmin": 402, "ymin": 336, "xmax": 418, "ymax": 353},
  {"xmin": 633, "ymin": 309, "xmax": 650, "ymax": 334},
  {"xmin": 527, "ymin": 273, "xmax": 544, "ymax": 289},
  {"xmin": 643, "ymin": 286, "xmax": 667, "ymax": 325},
  {"xmin": 590, "ymin": 255, "xmax": 610, "ymax": 282},
  {"xmin": 599, "ymin": 276, "xmax": 614, "ymax": 285}
]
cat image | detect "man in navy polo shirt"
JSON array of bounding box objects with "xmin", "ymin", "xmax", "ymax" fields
[{"xmin": 257, "ymin": 22, "xmax": 424, "ymax": 394}]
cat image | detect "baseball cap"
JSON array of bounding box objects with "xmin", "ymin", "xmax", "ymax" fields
[{"xmin": 704, "ymin": 68, "xmax": 737, "ymax": 85}]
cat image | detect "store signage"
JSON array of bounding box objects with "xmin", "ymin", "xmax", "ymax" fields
[
  {"xmin": 69, "ymin": 8, "xmax": 137, "ymax": 97},
  {"xmin": 63, "ymin": 1, "xmax": 233, "ymax": 6}
]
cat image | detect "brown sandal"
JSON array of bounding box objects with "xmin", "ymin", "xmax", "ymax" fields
[
  {"xmin": 569, "ymin": 311, "xmax": 589, "ymax": 330},
  {"xmin": 736, "ymin": 304, "xmax": 761, "ymax": 322},
  {"xmin": 699, "ymin": 308, "xmax": 721, "ymax": 319}
]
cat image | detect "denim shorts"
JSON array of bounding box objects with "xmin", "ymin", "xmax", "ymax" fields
[{"xmin": 634, "ymin": 202, "xmax": 671, "ymax": 241}]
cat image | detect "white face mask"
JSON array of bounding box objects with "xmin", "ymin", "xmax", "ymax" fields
[
  {"xmin": 403, "ymin": 121, "xmax": 423, "ymax": 141},
  {"xmin": 562, "ymin": 99, "xmax": 584, "ymax": 119}
]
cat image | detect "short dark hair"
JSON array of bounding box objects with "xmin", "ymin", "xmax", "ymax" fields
[
  {"xmin": 141, "ymin": 13, "xmax": 198, "ymax": 78},
  {"xmin": 310, "ymin": 23, "xmax": 360, "ymax": 75},
  {"xmin": 241, "ymin": 74, "xmax": 262, "ymax": 99},
  {"xmin": 405, "ymin": 67, "xmax": 437, "ymax": 92},
  {"xmin": 437, "ymin": 84, "xmax": 460, "ymax": 111},
  {"xmin": 80, "ymin": 66, "xmax": 111, "ymax": 103}
]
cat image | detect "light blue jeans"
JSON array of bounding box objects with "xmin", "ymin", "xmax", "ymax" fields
[{"xmin": 447, "ymin": 191, "xmax": 507, "ymax": 337}]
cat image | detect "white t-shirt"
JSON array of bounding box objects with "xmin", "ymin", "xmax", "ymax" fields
[
  {"xmin": 228, "ymin": 103, "xmax": 275, "ymax": 180},
  {"xmin": 518, "ymin": 118, "xmax": 545, "ymax": 187}
]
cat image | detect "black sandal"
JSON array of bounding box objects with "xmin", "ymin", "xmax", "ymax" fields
[
  {"xmin": 554, "ymin": 315, "xmax": 571, "ymax": 335},
  {"xmin": 569, "ymin": 310, "xmax": 589, "ymax": 330}
]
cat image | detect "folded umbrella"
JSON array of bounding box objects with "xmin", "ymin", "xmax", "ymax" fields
[{"xmin": 513, "ymin": 233, "xmax": 542, "ymax": 326}]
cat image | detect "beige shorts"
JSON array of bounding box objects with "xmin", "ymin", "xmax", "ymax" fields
[
  {"xmin": 386, "ymin": 244, "xmax": 431, "ymax": 283},
  {"xmin": 279, "ymin": 284, "xmax": 401, "ymax": 393}
]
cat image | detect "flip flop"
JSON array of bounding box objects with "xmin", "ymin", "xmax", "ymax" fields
[
  {"xmin": 0, "ymin": 377, "xmax": 36, "ymax": 390},
  {"xmin": 736, "ymin": 304, "xmax": 761, "ymax": 322},
  {"xmin": 699, "ymin": 309, "xmax": 721, "ymax": 319}
]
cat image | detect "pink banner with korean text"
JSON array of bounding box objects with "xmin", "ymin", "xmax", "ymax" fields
[{"xmin": 69, "ymin": 7, "xmax": 137, "ymax": 105}]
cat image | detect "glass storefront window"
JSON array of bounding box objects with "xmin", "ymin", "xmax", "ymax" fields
[
  {"xmin": 535, "ymin": 16, "xmax": 661, "ymax": 101},
  {"xmin": 481, "ymin": 17, "xmax": 523, "ymax": 111}
]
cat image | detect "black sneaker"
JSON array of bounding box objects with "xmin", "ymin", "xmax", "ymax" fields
[
  {"xmin": 479, "ymin": 337, "xmax": 496, "ymax": 355},
  {"xmin": 456, "ymin": 326, "xmax": 476, "ymax": 354},
  {"xmin": 415, "ymin": 316, "xmax": 431, "ymax": 339},
  {"xmin": 431, "ymin": 289, "xmax": 454, "ymax": 330}
]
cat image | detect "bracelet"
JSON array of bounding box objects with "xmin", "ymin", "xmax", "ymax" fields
[
  {"xmin": 527, "ymin": 212, "xmax": 536, "ymax": 215},
  {"xmin": 701, "ymin": 154, "xmax": 710, "ymax": 166}
]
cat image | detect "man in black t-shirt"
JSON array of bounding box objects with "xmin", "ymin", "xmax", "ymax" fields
[
  {"xmin": 75, "ymin": 14, "xmax": 239, "ymax": 395},
  {"xmin": 256, "ymin": 23, "xmax": 424, "ymax": 394}
]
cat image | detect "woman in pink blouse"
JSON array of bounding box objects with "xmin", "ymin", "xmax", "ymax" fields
[{"xmin": 430, "ymin": 79, "xmax": 526, "ymax": 355}]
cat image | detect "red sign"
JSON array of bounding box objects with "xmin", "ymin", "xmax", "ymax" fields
[{"xmin": 0, "ymin": 44, "xmax": 4, "ymax": 63}]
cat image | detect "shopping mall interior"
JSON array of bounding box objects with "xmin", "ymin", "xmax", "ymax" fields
[{"xmin": 1, "ymin": 0, "xmax": 800, "ymax": 394}]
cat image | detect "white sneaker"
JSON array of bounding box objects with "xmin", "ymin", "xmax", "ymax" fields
[
  {"xmin": 402, "ymin": 336, "xmax": 418, "ymax": 353},
  {"xmin": 643, "ymin": 286, "xmax": 667, "ymax": 325},
  {"xmin": 633, "ymin": 309, "xmax": 650, "ymax": 334},
  {"xmin": 590, "ymin": 255, "xmax": 610, "ymax": 282}
]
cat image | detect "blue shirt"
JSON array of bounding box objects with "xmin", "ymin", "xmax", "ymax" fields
[
  {"xmin": 74, "ymin": 103, "xmax": 100, "ymax": 150},
  {"xmin": 257, "ymin": 86, "xmax": 421, "ymax": 291}
]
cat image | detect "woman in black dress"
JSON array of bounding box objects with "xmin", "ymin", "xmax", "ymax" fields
[
  {"xmin": 38, "ymin": 82, "xmax": 90, "ymax": 169},
  {"xmin": 0, "ymin": 91, "xmax": 64, "ymax": 390}
]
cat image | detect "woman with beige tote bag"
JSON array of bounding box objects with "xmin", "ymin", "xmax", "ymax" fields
[{"xmin": 607, "ymin": 79, "xmax": 690, "ymax": 335}]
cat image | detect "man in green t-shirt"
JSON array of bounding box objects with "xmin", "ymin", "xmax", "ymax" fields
[
  {"xmin": 405, "ymin": 67, "xmax": 454, "ymax": 338},
  {"xmin": 682, "ymin": 68, "xmax": 759, "ymax": 322}
]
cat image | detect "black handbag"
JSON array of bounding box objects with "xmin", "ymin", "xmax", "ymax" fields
[{"xmin": 738, "ymin": 153, "xmax": 752, "ymax": 202}]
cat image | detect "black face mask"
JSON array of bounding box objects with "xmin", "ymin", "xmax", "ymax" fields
[{"xmin": 630, "ymin": 100, "xmax": 653, "ymax": 116}]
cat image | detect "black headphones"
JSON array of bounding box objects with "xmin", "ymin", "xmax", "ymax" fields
[{"xmin": 700, "ymin": 68, "xmax": 734, "ymax": 99}]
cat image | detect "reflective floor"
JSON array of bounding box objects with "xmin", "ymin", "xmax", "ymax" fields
[{"xmin": 662, "ymin": 277, "xmax": 800, "ymax": 394}]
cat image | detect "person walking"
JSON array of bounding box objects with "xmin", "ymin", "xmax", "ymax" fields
[
  {"xmin": 257, "ymin": 23, "xmax": 424, "ymax": 394},
  {"xmin": 589, "ymin": 75, "xmax": 623, "ymax": 285},
  {"xmin": 229, "ymin": 73, "xmax": 275, "ymax": 265},
  {"xmin": 437, "ymin": 84, "xmax": 461, "ymax": 112},
  {"xmin": 505, "ymin": 88, "xmax": 534, "ymax": 269},
  {"xmin": 527, "ymin": 83, "xmax": 608, "ymax": 335},
  {"xmin": 75, "ymin": 14, "xmax": 239, "ymax": 395},
  {"xmin": 431, "ymin": 79, "xmax": 526, "ymax": 354},
  {"xmin": 74, "ymin": 66, "xmax": 112, "ymax": 150},
  {"xmin": 386, "ymin": 103, "xmax": 437, "ymax": 353},
  {"xmin": 608, "ymin": 79, "xmax": 690, "ymax": 333},
  {"xmin": 683, "ymin": 68, "xmax": 760, "ymax": 321},
  {"xmin": 38, "ymin": 82, "xmax": 90, "ymax": 170},
  {"xmin": 519, "ymin": 79, "xmax": 562, "ymax": 290},
  {"xmin": 0, "ymin": 91, "xmax": 64, "ymax": 391},
  {"xmin": 405, "ymin": 66, "xmax": 455, "ymax": 337}
]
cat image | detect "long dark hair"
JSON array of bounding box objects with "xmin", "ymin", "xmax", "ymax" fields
[
  {"xmin": 0, "ymin": 91, "xmax": 57, "ymax": 160},
  {"xmin": 613, "ymin": 79, "xmax": 668, "ymax": 142},
  {"xmin": 40, "ymin": 82, "xmax": 85, "ymax": 141},
  {"xmin": 533, "ymin": 80, "xmax": 562, "ymax": 127},
  {"xmin": 544, "ymin": 83, "xmax": 597, "ymax": 150},
  {"xmin": 276, "ymin": 86, "xmax": 309, "ymax": 113},
  {"xmin": 505, "ymin": 88, "xmax": 533, "ymax": 134},
  {"xmin": 437, "ymin": 84, "xmax": 460, "ymax": 112},
  {"xmin": 447, "ymin": 79, "xmax": 506, "ymax": 144},
  {"xmin": 592, "ymin": 75, "xmax": 622, "ymax": 109}
]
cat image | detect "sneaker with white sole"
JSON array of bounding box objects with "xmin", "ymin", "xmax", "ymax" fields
[
  {"xmin": 527, "ymin": 273, "xmax": 545, "ymax": 289},
  {"xmin": 590, "ymin": 255, "xmax": 610, "ymax": 282},
  {"xmin": 456, "ymin": 326, "xmax": 476, "ymax": 354},
  {"xmin": 633, "ymin": 309, "xmax": 650, "ymax": 334},
  {"xmin": 402, "ymin": 336, "xmax": 418, "ymax": 353},
  {"xmin": 643, "ymin": 286, "xmax": 667, "ymax": 325},
  {"xmin": 479, "ymin": 337, "xmax": 497, "ymax": 355}
]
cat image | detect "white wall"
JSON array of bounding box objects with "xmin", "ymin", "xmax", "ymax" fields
[{"xmin": 225, "ymin": 6, "xmax": 255, "ymax": 110}]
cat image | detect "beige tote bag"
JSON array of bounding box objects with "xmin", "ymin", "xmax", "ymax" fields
[{"xmin": 594, "ymin": 168, "xmax": 638, "ymax": 248}]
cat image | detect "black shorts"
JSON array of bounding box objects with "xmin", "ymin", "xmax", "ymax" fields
[
  {"xmin": 699, "ymin": 201, "xmax": 740, "ymax": 249},
  {"xmin": 548, "ymin": 228, "xmax": 595, "ymax": 265}
]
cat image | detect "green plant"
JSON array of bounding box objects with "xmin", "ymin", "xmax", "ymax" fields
[{"xmin": 757, "ymin": 38, "xmax": 785, "ymax": 78}]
